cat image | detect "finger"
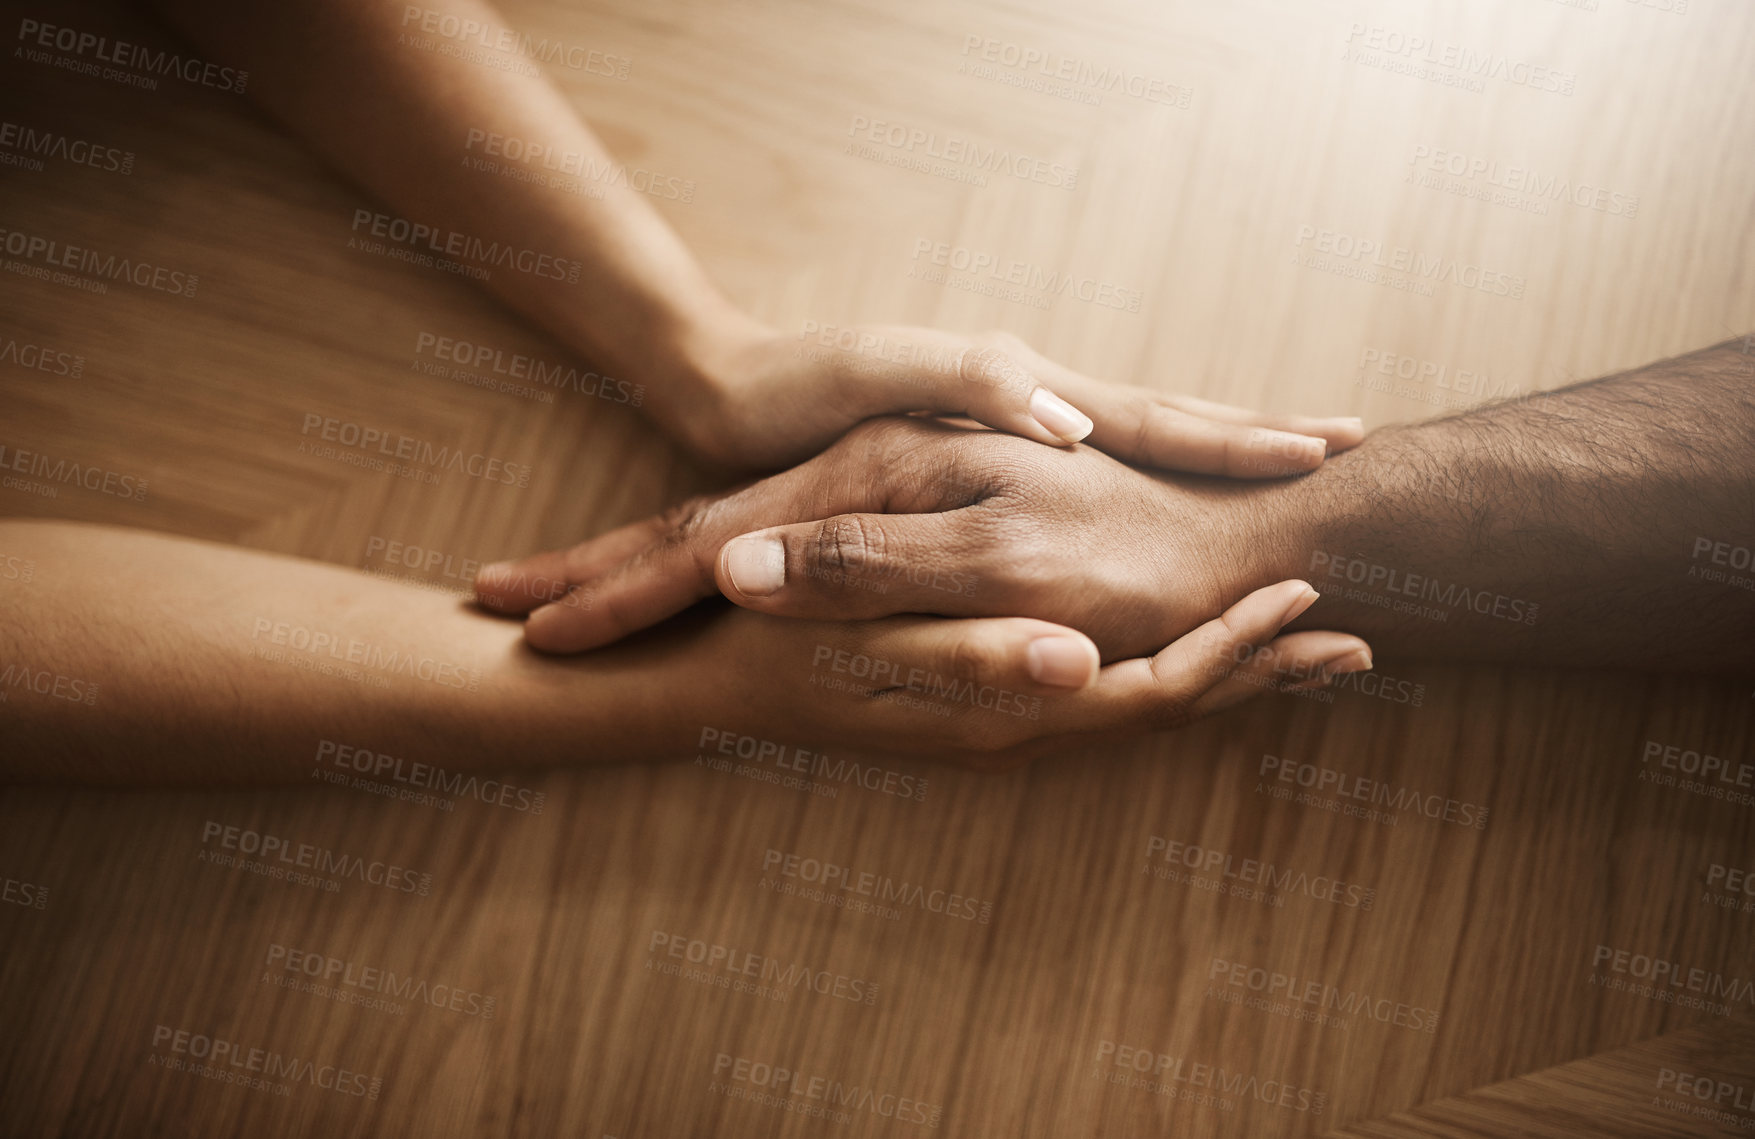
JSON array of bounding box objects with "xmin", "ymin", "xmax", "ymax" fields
[
  {"xmin": 523, "ymin": 532, "xmax": 722, "ymax": 654},
  {"xmin": 522, "ymin": 460, "xmax": 895, "ymax": 651},
  {"xmin": 830, "ymin": 615, "xmax": 1103, "ymax": 701},
  {"xmin": 1055, "ymin": 579, "xmax": 1320, "ymax": 731},
  {"xmin": 1156, "ymin": 394, "xmax": 1365, "ymax": 453},
  {"xmin": 473, "ymin": 547, "xmax": 593, "ymax": 614},
  {"xmin": 1184, "ymin": 629, "xmax": 1372, "ymax": 718},
  {"xmin": 474, "ymin": 516, "xmax": 668, "ymax": 614},
  {"xmin": 523, "ymin": 424, "xmax": 987, "ymax": 651},
  {"xmin": 799, "ymin": 615, "xmax": 1102, "ymax": 760},
  {"xmin": 716, "ymin": 512, "xmax": 986, "ymax": 619},
  {"xmin": 1009, "ymin": 344, "xmax": 1363, "ymax": 468},
  {"xmin": 828, "ymin": 328, "xmax": 1095, "ymax": 447},
  {"xmin": 1059, "ymin": 384, "xmax": 1334, "ymax": 478}
]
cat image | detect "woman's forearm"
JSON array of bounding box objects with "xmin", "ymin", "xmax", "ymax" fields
[
  {"xmin": 147, "ymin": 0, "xmax": 760, "ymax": 419},
  {"xmin": 0, "ymin": 520, "xmax": 662, "ymax": 782}
]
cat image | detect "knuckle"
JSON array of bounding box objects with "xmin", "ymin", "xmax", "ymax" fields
[
  {"xmin": 847, "ymin": 415, "xmax": 919, "ymax": 456},
  {"xmin": 943, "ymin": 631, "xmax": 1010, "ymax": 687},
  {"xmin": 811, "ymin": 515, "xmax": 886, "ymax": 576},
  {"xmin": 653, "ymin": 496, "xmax": 724, "ymax": 587},
  {"xmin": 957, "ymin": 345, "xmax": 1030, "ymax": 398},
  {"xmin": 1130, "ymin": 398, "xmax": 1184, "ymax": 460},
  {"xmin": 656, "ymin": 495, "xmax": 714, "ymax": 543}
]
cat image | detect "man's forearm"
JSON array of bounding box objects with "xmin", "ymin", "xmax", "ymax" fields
[
  {"xmin": 148, "ymin": 0, "xmax": 758, "ymax": 415},
  {"xmin": 1265, "ymin": 338, "xmax": 1755, "ymax": 667}
]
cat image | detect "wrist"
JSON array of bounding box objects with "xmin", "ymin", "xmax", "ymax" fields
[
  {"xmin": 1261, "ymin": 436, "xmax": 1416, "ymax": 630},
  {"xmin": 641, "ymin": 304, "xmax": 774, "ymax": 445},
  {"xmin": 1196, "ymin": 467, "xmax": 1339, "ymax": 612},
  {"xmin": 654, "ymin": 302, "xmax": 771, "ymax": 394}
]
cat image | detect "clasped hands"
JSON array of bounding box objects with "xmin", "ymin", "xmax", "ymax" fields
[{"xmin": 477, "ymin": 325, "xmax": 1374, "ymax": 769}]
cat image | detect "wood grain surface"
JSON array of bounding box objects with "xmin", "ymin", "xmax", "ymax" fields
[{"xmin": 2, "ymin": 0, "xmax": 1752, "ymax": 1135}]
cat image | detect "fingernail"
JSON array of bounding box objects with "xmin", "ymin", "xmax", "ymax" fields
[
  {"xmin": 723, "ymin": 536, "xmax": 787, "ymax": 596},
  {"xmin": 479, "ymin": 560, "xmax": 512, "ymax": 582},
  {"xmin": 1029, "ymin": 388, "xmax": 1094, "ymax": 444},
  {"xmin": 525, "ymin": 603, "xmax": 563, "ymax": 642},
  {"xmin": 1332, "ymin": 416, "xmax": 1365, "ymax": 434},
  {"xmin": 1323, "ymin": 647, "xmax": 1373, "ymax": 675},
  {"xmin": 1282, "ymin": 585, "xmax": 1320, "ymax": 625},
  {"xmin": 1254, "ymin": 429, "xmax": 1326, "ymax": 466},
  {"xmin": 1027, "ymin": 634, "xmax": 1099, "ymax": 689}
]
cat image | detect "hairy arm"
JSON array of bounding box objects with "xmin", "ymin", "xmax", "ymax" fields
[
  {"xmin": 1268, "ymin": 338, "xmax": 1755, "ymax": 667},
  {"xmin": 480, "ymin": 339, "xmax": 1755, "ymax": 671}
]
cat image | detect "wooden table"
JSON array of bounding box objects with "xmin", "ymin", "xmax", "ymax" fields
[{"xmin": 2, "ymin": 0, "xmax": 1752, "ymax": 1134}]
